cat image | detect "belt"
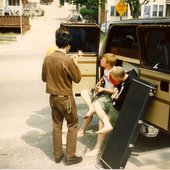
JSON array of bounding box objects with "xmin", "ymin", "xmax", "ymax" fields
[{"xmin": 56, "ymin": 95, "xmax": 70, "ymax": 98}]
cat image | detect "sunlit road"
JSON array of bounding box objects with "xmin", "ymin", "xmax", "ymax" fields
[
  {"xmin": 0, "ymin": 1, "xmax": 170, "ymax": 169},
  {"xmin": 0, "ymin": 0, "xmax": 73, "ymax": 121},
  {"xmin": 0, "ymin": 1, "xmax": 92, "ymax": 169},
  {"xmin": 0, "ymin": 1, "xmax": 96, "ymax": 169}
]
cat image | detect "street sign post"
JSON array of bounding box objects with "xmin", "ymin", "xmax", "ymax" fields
[
  {"xmin": 20, "ymin": 0, "xmax": 23, "ymax": 34},
  {"xmin": 116, "ymin": 0, "xmax": 128, "ymax": 20}
]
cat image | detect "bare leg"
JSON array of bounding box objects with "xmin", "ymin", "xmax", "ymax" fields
[
  {"xmin": 81, "ymin": 89, "xmax": 97, "ymax": 119},
  {"xmin": 85, "ymin": 120, "xmax": 107, "ymax": 157},
  {"xmin": 78, "ymin": 116, "xmax": 93, "ymax": 137},
  {"xmin": 81, "ymin": 89, "xmax": 93, "ymax": 108},
  {"xmin": 93, "ymin": 101, "xmax": 113, "ymax": 134},
  {"xmin": 83, "ymin": 104, "xmax": 96, "ymax": 118},
  {"xmin": 78, "ymin": 102, "xmax": 97, "ymax": 137}
]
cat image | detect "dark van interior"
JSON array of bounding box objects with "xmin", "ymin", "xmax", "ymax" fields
[
  {"xmin": 67, "ymin": 27, "xmax": 100, "ymax": 53},
  {"xmin": 138, "ymin": 26, "xmax": 170, "ymax": 72}
]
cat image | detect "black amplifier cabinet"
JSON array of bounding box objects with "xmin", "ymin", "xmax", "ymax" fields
[{"xmin": 100, "ymin": 78, "xmax": 156, "ymax": 169}]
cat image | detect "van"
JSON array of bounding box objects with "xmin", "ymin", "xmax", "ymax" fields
[{"xmin": 60, "ymin": 17, "xmax": 170, "ymax": 134}]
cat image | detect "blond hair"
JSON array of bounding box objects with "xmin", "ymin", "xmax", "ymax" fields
[
  {"xmin": 103, "ymin": 53, "xmax": 116, "ymax": 67},
  {"xmin": 110, "ymin": 66, "xmax": 125, "ymax": 78}
]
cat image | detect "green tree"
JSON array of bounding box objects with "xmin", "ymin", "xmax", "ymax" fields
[
  {"xmin": 59, "ymin": 0, "xmax": 105, "ymax": 21},
  {"xmin": 124, "ymin": 0, "xmax": 151, "ymax": 18},
  {"xmin": 59, "ymin": 0, "xmax": 104, "ymax": 6}
]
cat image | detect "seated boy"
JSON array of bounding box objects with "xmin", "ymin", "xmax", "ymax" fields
[{"xmin": 78, "ymin": 53, "xmax": 118, "ymax": 137}]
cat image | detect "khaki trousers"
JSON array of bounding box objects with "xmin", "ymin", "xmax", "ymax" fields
[{"xmin": 49, "ymin": 94, "xmax": 78, "ymax": 159}]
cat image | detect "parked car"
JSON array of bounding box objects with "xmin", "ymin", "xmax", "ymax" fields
[{"xmin": 67, "ymin": 14, "xmax": 84, "ymax": 23}]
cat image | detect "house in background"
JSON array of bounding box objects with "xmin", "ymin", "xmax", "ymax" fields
[
  {"xmin": 23, "ymin": 0, "xmax": 43, "ymax": 17},
  {"xmin": 0, "ymin": 0, "xmax": 31, "ymax": 33},
  {"xmin": 100, "ymin": 0, "xmax": 168, "ymax": 24},
  {"xmin": 0, "ymin": 0, "xmax": 28, "ymax": 16},
  {"xmin": 0, "ymin": 0, "xmax": 9, "ymax": 15},
  {"xmin": 0, "ymin": 0, "xmax": 42, "ymax": 17},
  {"xmin": 136, "ymin": 0, "xmax": 166, "ymax": 18},
  {"xmin": 167, "ymin": 0, "xmax": 170, "ymax": 15}
]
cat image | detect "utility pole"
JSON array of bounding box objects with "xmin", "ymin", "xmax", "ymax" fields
[{"xmin": 20, "ymin": 0, "xmax": 23, "ymax": 34}]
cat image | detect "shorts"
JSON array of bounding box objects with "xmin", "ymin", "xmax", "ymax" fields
[
  {"xmin": 94, "ymin": 94, "xmax": 112, "ymax": 109},
  {"xmin": 103, "ymin": 101, "xmax": 119, "ymax": 126},
  {"xmin": 83, "ymin": 89, "xmax": 119, "ymax": 126},
  {"xmin": 93, "ymin": 93, "xmax": 119, "ymax": 126},
  {"xmin": 86, "ymin": 89, "xmax": 112, "ymax": 105}
]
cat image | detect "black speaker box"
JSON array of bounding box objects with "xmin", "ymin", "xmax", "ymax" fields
[{"xmin": 100, "ymin": 78, "xmax": 156, "ymax": 169}]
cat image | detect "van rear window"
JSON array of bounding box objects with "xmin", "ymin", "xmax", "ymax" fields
[
  {"xmin": 138, "ymin": 26, "xmax": 170, "ymax": 72},
  {"xmin": 105, "ymin": 26, "xmax": 138, "ymax": 59},
  {"xmin": 68, "ymin": 27, "xmax": 100, "ymax": 53}
]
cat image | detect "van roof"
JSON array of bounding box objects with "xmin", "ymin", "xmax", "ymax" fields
[{"xmin": 110, "ymin": 17, "xmax": 170, "ymax": 25}]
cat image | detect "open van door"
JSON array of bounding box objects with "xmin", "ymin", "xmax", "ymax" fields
[{"xmin": 60, "ymin": 23, "xmax": 101, "ymax": 94}]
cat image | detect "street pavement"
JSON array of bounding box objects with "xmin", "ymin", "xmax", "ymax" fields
[{"xmin": 0, "ymin": 0, "xmax": 170, "ymax": 169}]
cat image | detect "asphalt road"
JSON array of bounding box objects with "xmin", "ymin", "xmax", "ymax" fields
[
  {"xmin": 0, "ymin": 1, "xmax": 98, "ymax": 169},
  {"xmin": 0, "ymin": 0, "xmax": 170, "ymax": 169}
]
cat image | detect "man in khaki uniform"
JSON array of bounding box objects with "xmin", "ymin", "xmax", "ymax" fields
[{"xmin": 42, "ymin": 32, "xmax": 82, "ymax": 165}]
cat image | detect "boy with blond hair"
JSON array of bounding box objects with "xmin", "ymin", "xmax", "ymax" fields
[{"xmin": 78, "ymin": 53, "xmax": 118, "ymax": 137}]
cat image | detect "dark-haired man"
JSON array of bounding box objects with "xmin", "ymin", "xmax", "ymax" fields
[
  {"xmin": 46, "ymin": 27, "xmax": 69, "ymax": 56},
  {"xmin": 42, "ymin": 32, "xmax": 82, "ymax": 165}
]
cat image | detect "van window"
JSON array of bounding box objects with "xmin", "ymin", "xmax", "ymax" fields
[
  {"xmin": 139, "ymin": 27, "xmax": 170, "ymax": 71},
  {"xmin": 68, "ymin": 27, "xmax": 99, "ymax": 53},
  {"xmin": 105, "ymin": 26, "xmax": 138, "ymax": 59}
]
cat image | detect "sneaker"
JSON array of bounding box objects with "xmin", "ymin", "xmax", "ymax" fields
[
  {"xmin": 64, "ymin": 155, "xmax": 83, "ymax": 165},
  {"xmin": 140, "ymin": 122, "xmax": 159, "ymax": 137}
]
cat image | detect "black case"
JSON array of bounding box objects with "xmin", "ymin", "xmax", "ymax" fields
[{"xmin": 100, "ymin": 78, "xmax": 156, "ymax": 169}]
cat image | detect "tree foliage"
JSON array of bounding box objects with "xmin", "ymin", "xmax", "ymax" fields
[
  {"xmin": 80, "ymin": 7, "xmax": 98, "ymax": 20},
  {"xmin": 59, "ymin": 0, "xmax": 105, "ymax": 7},
  {"xmin": 59, "ymin": 0, "xmax": 105, "ymax": 20},
  {"xmin": 124, "ymin": 0, "xmax": 150, "ymax": 18},
  {"xmin": 59, "ymin": 0, "xmax": 151, "ymax": 19}
]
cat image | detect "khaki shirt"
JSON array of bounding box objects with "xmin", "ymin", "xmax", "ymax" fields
[{"xmin": 42, "ymin": 50, "xmax": 81, "ymax": 95}]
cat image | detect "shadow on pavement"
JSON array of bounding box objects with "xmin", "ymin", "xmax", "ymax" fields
[
  {"xmin": 133, "ymin": 132, "xmax": 170, "ymax": 153},
  {"xmin": 22, "ymin": 130, "xmax": 54, "ymax": 161},
  {"xmin": 26, "ymin": 107, "xmax": 52, "ymax": 132},
  {"xmin": 21, "ymin": 106, "xmax": 53, "ymax": 160},
  {"xmin": 21, "ymin": 97, "xmax": 100, "ymax": 161},
  {"xmin": 21, "ymin": 96, "xmax": 170, "ymax": 165}
]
